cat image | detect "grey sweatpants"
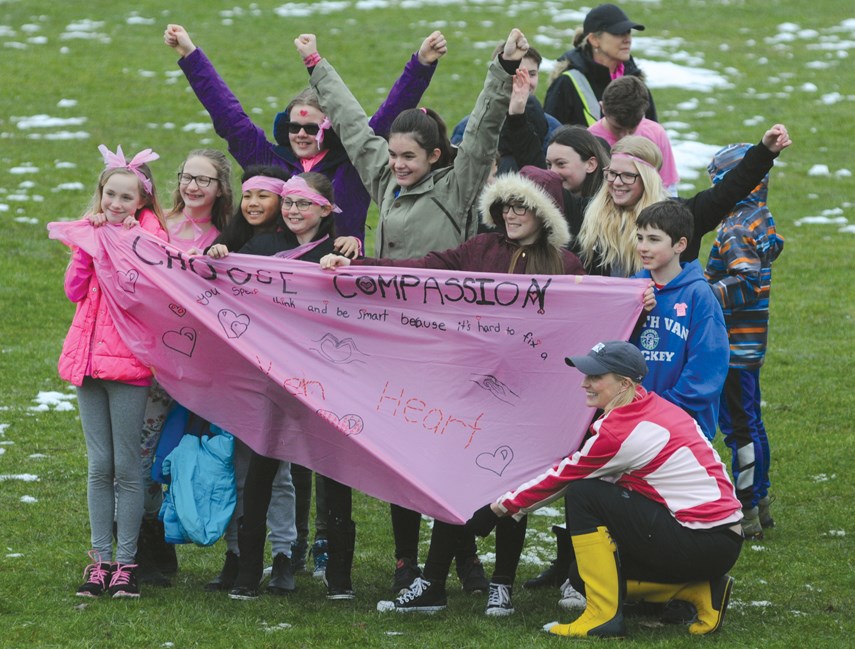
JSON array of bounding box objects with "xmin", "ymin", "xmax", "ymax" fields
[{"xmin": 76, "ymin": 377, "xmax": 148, "ymax": 564}]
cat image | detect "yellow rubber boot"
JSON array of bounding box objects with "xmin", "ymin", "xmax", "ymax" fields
[
  {"xmin": 546, "ymin": 527, "xmax": 626, "ymax": 638},
  {"xmin": 625, "ymin": 575, "xmax": 734, "ymax": 635}
]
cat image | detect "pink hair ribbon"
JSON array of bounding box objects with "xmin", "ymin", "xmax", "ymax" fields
[
  {"xmin": 242, "ymin": 176, "xmax": 286, "ymax": 195},
  {"xmin": 315, "ymin": 116, "xmax": 332, "ymax": 148},
  {"xmin": 280, "ymin": 176, "xmax": 342, "ymax": 213},
  {"xmin": 98, "ymin": 144, "xmax": 159, "ymax": 195},
  {"xmin": 610, "ymin": 152, "xmax": 656, "ymax": 169}
]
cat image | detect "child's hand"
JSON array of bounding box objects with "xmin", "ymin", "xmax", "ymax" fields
[
  {"xmin": 502, "ymin": 28, "xmax": 529, "ymax": 62},
  {"xmin": 761, "ymin": 124, "xmax": 791, "ymax": 153},
  {"xmin": 207, "ymin": 244, "xmax": 230, "ymax": 259},
  {"xmin": 509, "ymin": 67, "xmax": 531, "ymax": 115},
  {"xmin": 86, "ymin": 212, "xmax": 108, "ymax": 227},
  {"xmin": 295, "ymin": 34, "xmax": 318, "ymax": 59},
  {"xmin": 320, "ymin": 254, "xmax": 352, "ymax": 270},
  {"xmin": 122, "ymin": 216, "xmax": 138, "ymax": 229},
  {"xmin": 164, "ymin": 24, "xmax": 196, "ymax": 58},
  {"xmin": 333, "ymin": 236, "xmax": 361, "ymax": 258},
  {"xmin": 418, "ymin": 31, "xmax": 448, "ymax": 65},
  {"xmin": 185, "ymin": 246, "xmax": 203, "ymax": 256},
  {"xmin": 642, "ymin": 282, "xmax": 657, "ymax": 313}
]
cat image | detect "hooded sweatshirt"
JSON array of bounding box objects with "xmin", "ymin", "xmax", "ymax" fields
[
  {"xmin": 352, "ymin": 166, "xmax": 584, "ymax": 275},
  {"xmin": 704, "ymin": 143, "xmax": 784, "ymax": 370},
  {"xmin": 631, "ymin": 260, "xmax": 729, "ymax": 440}
]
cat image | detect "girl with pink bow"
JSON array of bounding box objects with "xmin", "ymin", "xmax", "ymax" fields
[{"xmin": 59, "ymin": 145, "xmax": 168, "ymax": 600}]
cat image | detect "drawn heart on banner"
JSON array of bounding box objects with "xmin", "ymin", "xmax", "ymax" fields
[
  {"xmin": 317, "ymin": 410, "xmax": 364, "ymax": 436},
  {"xmin": 162, "ymin": 327, "xmax": 197, "ymax": 357},
  {"xmin": 117, "ymin": 269, "xmax": 139, "ymax": 293},
  {"xmin": 218, "ymin": 309, "xmax": 250, "ymax": 339},
  {"xmin": 476, "ymin": 445, "xmax": 514, "ymax": 476},
  {"xmin": 319, "ymin": 334, "xmax": 356, "ymax": 363}
]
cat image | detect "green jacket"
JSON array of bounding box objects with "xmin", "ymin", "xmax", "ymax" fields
[{"xmin": 311, "ymin": 57, "xmax": 513, "ymax": 258}]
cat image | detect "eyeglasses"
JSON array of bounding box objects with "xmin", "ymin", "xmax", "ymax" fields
[
  {"xmin": 501, "ymin": 203, "xmax": 528, "ymax": 216},
  {"xmin": 285, "ymin": 121, "xmax": 321, "ymax": 136},
  {"xmin": 603, "ymin": 168, "xmax": 640, "ymax": 185},
  {"xmin": 177, "ymin": 173, "xmax": 217, "ymax": 187},
  {"xmin": 282, "ymin": 198, "xmax": 316, "ymax": 212}
]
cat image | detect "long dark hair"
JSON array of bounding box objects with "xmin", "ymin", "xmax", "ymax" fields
[
  {"xmin": 210, "ymin": 165, "xmax": 288, "ymax": 252},
  {"xmin": 390, "ymin": 108, "xmax": 455, "ymax": 170},
  {"xmin": 548, "ymin": 125, "xmax": 609, "ymax": 198}
]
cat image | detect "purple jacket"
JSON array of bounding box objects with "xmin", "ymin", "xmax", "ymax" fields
[{"xmin": 178, "ymin": 49, "xmax": 437, "ymax": 241}]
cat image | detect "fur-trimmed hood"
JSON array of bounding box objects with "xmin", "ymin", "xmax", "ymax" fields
[{"xmin": 479, "ymin": 165, "xmax": 571, "ymax": 249}]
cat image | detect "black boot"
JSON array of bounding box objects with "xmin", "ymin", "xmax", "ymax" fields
[
  {"xmin": 228, "ymin": 520, "xmax": 266, "ymax": 600},
  {"xmin": 325, "ymin": 520, "xmax": 356, "ymax": 600},
  {"xmin": 149, "ymin": 517, "xmax": 178, "ymax": 575},
  {"xmin": 205, "ymin": 550, "xmax": 239, "ymax": 592},
  {"xmin": 523, "ymin": 525, "xmax": 571, "ymax": 589},
  {"xmin": 135, "ymin": 516, "xmax": 171, "ymax": 587},
  {"xmin": 267, "ymin": 553, "xmax": 296, "ymax": 595}
]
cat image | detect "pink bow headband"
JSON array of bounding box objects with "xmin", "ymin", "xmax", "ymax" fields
[
  {"xmin": 280, "ymin": 176, "xmax": 342, "ymax": 213},
  {"xmin": 98, "ymin": 144, "xmax": 159, "ymax": 195},
  {"xmin": 242, "ymin": 175, "xmax": 286, "ymax": 195}
]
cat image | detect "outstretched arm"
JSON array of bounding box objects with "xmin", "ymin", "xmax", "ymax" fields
[{"xmin": 163, "ymin": 23, "xmax": 196, "ymax": 58}]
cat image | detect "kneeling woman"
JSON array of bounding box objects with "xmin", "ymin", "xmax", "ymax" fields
[{"xmin": 470, "ymin": 341, "xmax": 743, "ymax": 638}]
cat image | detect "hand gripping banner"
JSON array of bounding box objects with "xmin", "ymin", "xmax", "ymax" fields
[{"xmin": 49, "ymin": 221, "xmax": 647, "ymax": 523}]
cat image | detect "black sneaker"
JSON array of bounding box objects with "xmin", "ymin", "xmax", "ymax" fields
[
  {"xmin": 267, "ymin": 553, "xmax": 296, "ymax": 595},
  {"xmin": 523, "ymin": 560, "xmax": 564, "ymax": 589},
  {"xmin": 485, "ymin": 582, "xmax": 514, "ymax": 616},
  {"xmin": 377, "ymin": 577, "xmax": 447, "ymax": 613},
  {"xmin": 391, "ymin": 557, "xmax": 422, "ymax": 594},
  {"xmin": 291, "ymin": 538, "xmax": 308, "ymax": 573},
  {"xmin": 324, "ymin": 574, "xmax": 355, "ymax": 600},
  {"xmin": 108, "ymin": 563, "xmax": 140, "ymax": 598},
  {"xmin": 76, "ymin": 552, "xmax": 112, "ymax": 597},
  {"xmin": 457, "ymin": 557, "xmax": 489, "ymax": 593},
  {"xmin": 205, "ymin": 550, "xmax": 239, "ymax": 592},
  {"xmin": 228, "ymin": 584, "xmax": 260, "ymax": 600}
]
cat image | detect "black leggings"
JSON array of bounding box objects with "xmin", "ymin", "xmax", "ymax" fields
[{"xmin": 563, "ymin": 479, "xmax": 742, "ymax": 587}]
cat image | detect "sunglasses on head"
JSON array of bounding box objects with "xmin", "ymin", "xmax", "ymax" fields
[{"xmin": 285, "ymin": 121, "xmax": 321, "ymax": 136}]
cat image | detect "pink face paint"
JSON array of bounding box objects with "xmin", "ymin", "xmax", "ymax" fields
[{"xmin": 299, "ymin": 109, "xmax": 309, "ymax": 117}]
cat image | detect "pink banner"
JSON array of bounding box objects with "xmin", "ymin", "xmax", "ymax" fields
[{"xmin": 49, "ymin": 221, "xmax": 647, "ymax": 523}]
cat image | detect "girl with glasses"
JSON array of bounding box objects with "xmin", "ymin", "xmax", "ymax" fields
[
  {"xmin": 164, "ymin": 24, "xmax": 444, "ymax": 244},
  {"xmin": 575, "ymin": 125, "xmax": 791, "ymax": 277}
]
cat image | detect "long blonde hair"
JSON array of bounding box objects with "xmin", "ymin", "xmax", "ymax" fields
[
  {"xmin": 84, "ymin": 166, "xmax": 166, "ymax": 231},
  {"xmin": 576, "ymin": 136, "xmax": 668, "ymax": 276}
]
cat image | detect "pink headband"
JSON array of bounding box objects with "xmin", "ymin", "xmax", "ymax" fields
[
  {"xmin": 315, "ymin": 117, "xmax": 332, "ymax": 148},
  {"xmin": 610, "ymin": 152, "xmax": 656, "ymax": 169},
  {"xmin": 280, "ymin": 176, "xmax": 342, "ymax": 213},
  {"xmin": 98, "ymin": 144, "xmax": 159, "ymax": 195},
  {"xmin": 242, "ymin": 176, "xmax": 286, "ymax": 195}
]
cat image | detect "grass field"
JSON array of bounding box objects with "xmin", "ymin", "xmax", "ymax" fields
[{"xmin": 1, "ymin": 0, "xmax": 853, "ymax": 647}]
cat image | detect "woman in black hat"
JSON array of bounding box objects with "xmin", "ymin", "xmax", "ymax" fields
[
  {"xmin": 468, "ymin": 341, "xmax": 743, "ymax": 639},
  {"xmin": 544, "ymin": 3, "xmax": 657, "ymax": 127}
]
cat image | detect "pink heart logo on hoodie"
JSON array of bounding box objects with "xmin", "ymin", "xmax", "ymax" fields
[
  {"xmin": 317, "ymin": 410, "xmax": 364, "ymax": 436},
  {"xmin": 476, "ymin": 445, "xmax": 514, "ymax": 476},
  {"xmin": 117, "ymin": 269, "xmax": 139, "ymax": 293},
  {"xmin": 162, "ymin": 327, "xmax": 197, "ymax": 357},
  {"xmin": 217, "ymin": 309, "xmax": 250, "ymax": 339}
]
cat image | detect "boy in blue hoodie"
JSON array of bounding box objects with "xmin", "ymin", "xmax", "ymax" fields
[
  {"xmin": 704, "ymin": 143, "xmax": 784, "ymax": 539},
  {"xmin": 631, "ymin": 201, "xmax": 729, "ymax": 441}
]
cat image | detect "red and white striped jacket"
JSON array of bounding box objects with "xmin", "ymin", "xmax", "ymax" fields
[{"xmin": 497, "ymin": 387, "xmax": 742, "ymax": 530}]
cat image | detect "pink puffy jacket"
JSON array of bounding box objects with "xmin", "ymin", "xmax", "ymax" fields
[{"xmin": 58, "ymin": 210, "xmax": 167, "ymax": 386}]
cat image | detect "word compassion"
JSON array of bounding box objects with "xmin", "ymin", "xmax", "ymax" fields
[{"xmin": 333, "ymin": 272, "xmax": 553, "ymax": 311}]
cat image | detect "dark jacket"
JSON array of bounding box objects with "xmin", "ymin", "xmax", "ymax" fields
[
  {"xmin": 544, "ymin": 47, "xmax": 657, "ymax": 127},
  {"xmin": 178, "ymin": 49, "xmax": 436, "ymax": 241}
]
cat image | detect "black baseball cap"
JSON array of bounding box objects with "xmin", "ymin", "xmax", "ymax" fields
[
  {"xmin": 565, "ymin": 341, "xmax": 648, "ymax": 382},
  {"xmin": 584, "ymin": 4, "xmax": 645, "ymax": 35}
]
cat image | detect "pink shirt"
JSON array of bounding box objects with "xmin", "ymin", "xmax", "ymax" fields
[{"xmin": 590, "ymin": 118, "xmax": 680, "ymax": 193}]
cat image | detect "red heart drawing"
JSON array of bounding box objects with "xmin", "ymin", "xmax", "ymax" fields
[
  {"xmin": 476, "ymin": 445, "xmax": 514, "ymax": 476},
  {"xmin": 299, "ymin": 109, "xmax": 308, "ymax": 117},
  {"xmin": 317, "ymin": 410, "xmax": 364, "ymax": 436},
  {"xmin": 217, "ymin": 309, "xmax": 250, "ymax": 339},
  {"xmin": 169, "ymin": 303, "xmax": 186, "ymax": 317},
  {"xmin": 162, "ymin": 327, "xmax": 197, "ymax": 357},
  {"xmin": 117, "ymin": 269, "xmax": 139, "ymax": 293}
]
